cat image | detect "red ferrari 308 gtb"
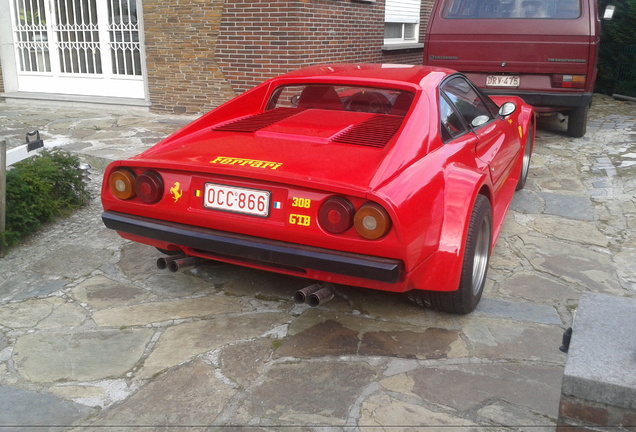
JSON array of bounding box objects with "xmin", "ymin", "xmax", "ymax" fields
[{"xmin": 101, "ymin": 64, "xmax": 535, "ymax": 314}]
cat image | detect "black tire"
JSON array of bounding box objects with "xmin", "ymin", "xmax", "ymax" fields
[
  {"xmin": 406, "ymin": 195, "xmax": 492, "ymax": 314},
  {"xmin": 567, "ymin": 105, "xmax": 589, "ymax": 138},
  {"xmin": 515, "ymin": 123, "xmax": 534, "ymax": 191}
]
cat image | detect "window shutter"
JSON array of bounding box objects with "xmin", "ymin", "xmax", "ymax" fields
[{"xmin": 385, "ymin": 0, "xmax": 421, "ymax": 23}]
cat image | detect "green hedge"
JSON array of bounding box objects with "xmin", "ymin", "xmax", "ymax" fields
[
  {"xmin": 597, "ymin": 0, "xmax": 636, "ymax": 97},
  {"xmin": 2, "ymin": 149, "xmax": 90, "ymax": 248}
]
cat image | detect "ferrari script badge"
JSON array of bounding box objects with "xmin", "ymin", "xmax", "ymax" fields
[{"xmin": 211, "ymin": 156, "xmax": 282, "ymax": 170}]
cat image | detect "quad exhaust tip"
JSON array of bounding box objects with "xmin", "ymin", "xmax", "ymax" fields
[
  {"xmin": 156, "ymin": 254, "xmax": 199, "ymax": 272},
  {"xmin": 295, "ymin": 283, "xmax": 335, "ymax": 307},
  {"xmin": 156, "ymin": 255, "xmax": 335, "ymax": 306}
]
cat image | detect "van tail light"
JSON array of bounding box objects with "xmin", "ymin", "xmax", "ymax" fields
[
  {"xmin": 318, "ymin": 196, "xmax": 355, "ymax": 234},
  {"xmin": 109, "ymin": 169, "xmax": 136, "ymax": 200},
  {"xmin": 354, "ymin": 202, "xmax": 391, "ymax": 240},
  {"xmin": 135, "ymin": 170, "xmax": 164, "ymax": 203},
  {"xmin": 552, "ymin": 75, "xmax": 586, "ymax": 89}
]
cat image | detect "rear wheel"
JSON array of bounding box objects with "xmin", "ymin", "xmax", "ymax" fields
[
  {"xmin": 515, "ymin": 123, "xmax": 534, "ymax": 191},
  {"xmin": 567, "ymin": 105, "xmax": 589, "ymax": 138},
  {"xmin": 406, "ymin": 195, "xmax": 492, "ymax": 314}
]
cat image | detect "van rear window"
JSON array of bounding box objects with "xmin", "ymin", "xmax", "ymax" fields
[{"xmin": 442, "ymin": 0, "xmax": 581, "ymax": 19}]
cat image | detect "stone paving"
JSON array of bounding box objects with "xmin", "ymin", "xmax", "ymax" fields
[{"xmin": 0, "ymin": 95, "xmax": 634, "ymax": 431}]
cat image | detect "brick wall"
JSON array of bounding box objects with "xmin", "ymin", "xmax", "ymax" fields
[
  {"xmin": 144, "ymin": 0, "xmax": 433, "ymax": 114},
  {"xmin": 382, "ymin": 47, "xmax": 424, "ymax": 64},
  {"xmin": 215, "ymin": 0, "xmax": 388, "ymax": 95},
  {"xmin": 557, "ymin": 394, "xmax": 636, "ymax": 431},
  {"xmin": 420, "ymin": 0, "xmax": 435, "ymax": 39},
  {"xmin": 143, "ymin": 0, "xmax": 236, "ymax": 114}
]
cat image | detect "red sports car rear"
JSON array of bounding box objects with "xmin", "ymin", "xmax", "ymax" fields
[{"xmin": 102, "ymin": 64, "xmax": 535, "ymax": 314}]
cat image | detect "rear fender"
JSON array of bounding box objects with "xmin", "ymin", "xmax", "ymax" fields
[
  {"xmin": 412, "ymin": 164, "xmax": 490, "ymax": 292},
  {"xmin": 519, "ymin": 104, "xmax": 536, "ymax": 146}
]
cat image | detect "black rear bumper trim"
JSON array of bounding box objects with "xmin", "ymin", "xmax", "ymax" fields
[
  {"xmin": 102, "ymin": 211, "xmax": 403, "ymax": 283},
  {"xmin": 484, "ymin": 90, "xmax": 593, "ymax": 109}
]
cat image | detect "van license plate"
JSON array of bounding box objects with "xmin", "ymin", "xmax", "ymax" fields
[
  {"xmin": 486, "ymin": 75, "xmax": 520, "ymax": 87},
  {"xmin": 204, "ymin": 183, "xmax": 270, "ymax": 217}
]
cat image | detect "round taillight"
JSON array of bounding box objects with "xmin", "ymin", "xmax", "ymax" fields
[
  {"xmin": 135, "ymin": 170, "xmax": 164, "ymax": 204},
  {"xmin": 318, "ymin": 196, "xmax": 355, "ymax": 234},
  {"xmin": 109, "ymin": 169, "xmax": 136, "ymax": 200},
  {"xmin": 354, "ymin": 202, "xmax": 391, "ymax": 240}
]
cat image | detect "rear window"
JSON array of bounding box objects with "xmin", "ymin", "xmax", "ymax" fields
[
  {"xmin": 266, "ymin": 85, "xmax": 414, "ymax": 116},
  {"xmin": 442, "ymin": 0, "xmax": 581, "ymax": 19}
]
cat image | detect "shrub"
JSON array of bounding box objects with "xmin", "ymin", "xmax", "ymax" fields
[
  {"xmin": 2, "ymin": 149, "xmax": 90, "ymax": 248},
  {"xmin": 597, "ymin": 0, "xmax": 636, "ymax": 96}
]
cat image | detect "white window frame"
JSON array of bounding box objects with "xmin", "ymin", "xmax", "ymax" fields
[
  {"xmin": 384, "ymin": 22, "xmax": 419, "ymax": 43},
  {"xmin": 384, "ymin": 0, "xmax": 421, "ymax": 45}
]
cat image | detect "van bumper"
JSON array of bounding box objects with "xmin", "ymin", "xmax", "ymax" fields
[{"xmin": 484, "ymin": 90, "xmax": 593, "ymax": 111}]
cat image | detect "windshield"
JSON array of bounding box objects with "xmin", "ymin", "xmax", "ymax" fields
[
  {"xmin": 266, "ymin": 84, "xmax": 414, "ymax": 116},
  {"xmin": 442, "ymin": 0, "xmax": 581, "ymax": 19}
]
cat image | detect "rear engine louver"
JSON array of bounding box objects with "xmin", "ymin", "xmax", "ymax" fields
[
  {"xmin": 331, "ymin": 115, "xmax": 404, "ymax": 148},
  {"xmin": 212, "ymin": 108, "xmax": 306, "ymax": 133}
]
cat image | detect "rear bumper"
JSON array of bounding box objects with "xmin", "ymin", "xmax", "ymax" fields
[
  {"xmin": 102, "ymin": 211, "xmax": 404, "ymax": 284},
  {"xmin": 483, "ymin": 90, "xmax": 593, "ymax": 111}
]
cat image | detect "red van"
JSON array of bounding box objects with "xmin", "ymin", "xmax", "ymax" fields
[{"xmin": 424, "ymin": 0, "xmax": 608, "ymax": 137}]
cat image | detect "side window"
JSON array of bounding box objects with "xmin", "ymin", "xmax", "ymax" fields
[
  {"xmin": 441, "ymin": 76, "xmax": 494, "ymax": 128},
  {"xmin": 440, "ymin": 93, "xmax": 468, "ymax": 142}
]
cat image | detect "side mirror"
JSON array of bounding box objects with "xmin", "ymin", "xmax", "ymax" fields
[
  {"xmin": 603, "ymin": 5, "xmax": 615, "ymax": 20},
  {"xmin": 498, "ymin": 102, "xmax": 517, "ymax": 117},
  {"xmin": 291, "ymin": 95, "xmax": 300, "ymax": 107}
]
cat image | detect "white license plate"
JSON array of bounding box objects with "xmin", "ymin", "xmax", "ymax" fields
[
  {"xmin": 486, "ymin": 75, "xmax": 520, "ymax": 87},
  {"xmin": 204, "ymin": 183, "xmax": 270, "ymax": 217}
]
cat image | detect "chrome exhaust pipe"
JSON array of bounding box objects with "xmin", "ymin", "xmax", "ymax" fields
[
  {"xmin": 294, "ymin": 284, "xmax": 323, "ymax": 304},
  {"xmin": 168, "ymin": 256, "xmax": 199, "ymax": 273},
  {"xmin": 307, "ymin": 284, "xmax": 335, "ymax": 307},
  {"xmin": 156, "ymin": 254, "xmax": 186, "ymax": 270}
]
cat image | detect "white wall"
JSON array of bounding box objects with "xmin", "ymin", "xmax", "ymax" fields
[{"xmin": 0, "ymin": 0, "xmax": 19, "ymax": 93}]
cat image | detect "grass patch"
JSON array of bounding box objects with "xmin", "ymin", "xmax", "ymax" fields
[{"xmin": 271, "ymin": 339, "xmax": 284, "ymax": 351}]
